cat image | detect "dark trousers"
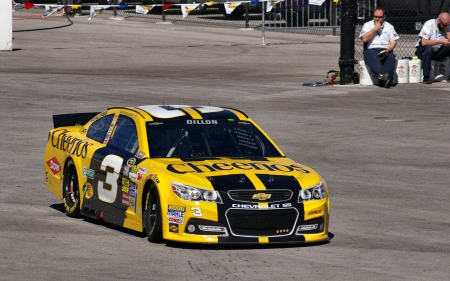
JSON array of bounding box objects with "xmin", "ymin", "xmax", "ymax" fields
[
  {"xmin": 415, "ymin": 45, "xmax": 450, "ymax": 77},
  {"xmin": 363, "ymin": 48, "xmax": 396, "ymax": 79}
]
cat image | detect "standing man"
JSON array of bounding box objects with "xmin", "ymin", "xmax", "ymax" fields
[
  {"xmin": 359, "ymin": 7, "xmax": 399, "ymax": 88},
  {"xmin": 415, "ymin": 12, "xmax": 450, "ymax": 84}
]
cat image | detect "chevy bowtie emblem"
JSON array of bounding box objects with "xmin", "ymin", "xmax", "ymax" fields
[{"xmin": 252, "ymin": 193, "xmax": 272, "ymax": 200}]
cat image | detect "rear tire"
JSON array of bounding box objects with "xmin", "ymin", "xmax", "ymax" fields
[
  {"xmin": 144, "ymin": 185, "xmax": 163, "ymax": 242},
  {"xmin": 62, "ymin": 160, "xmax": 81, "ymax": 218}
]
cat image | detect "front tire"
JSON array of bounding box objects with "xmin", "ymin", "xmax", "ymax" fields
[
  {"xmin": 144, "ymin": 185, "xmax": 163, "ymax": 242},
  {"xmin": 62, "ymin": 160, "xmax": 81, "ymax": 218}
]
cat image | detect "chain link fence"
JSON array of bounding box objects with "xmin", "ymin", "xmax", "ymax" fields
[{"xmin": 14, "ymin": 0, "xmax": 450, "ymax": 66}]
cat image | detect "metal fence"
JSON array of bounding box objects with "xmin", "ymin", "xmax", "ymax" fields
[{"xmin": 16, "ymin": 0, "xmax": 450, "ymax": 64}]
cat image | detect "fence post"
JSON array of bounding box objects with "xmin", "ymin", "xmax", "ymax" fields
[
  {"xmin": 261, "ymin": 1, "xmax": 266, "ymax": 45},
  {"xmin": 245, "ymin": 3, "xmax": 249, "ymax": 28},
  {"xmin": 339, "ymin": 0, "xmax": 357, "ymax": 84},
  {"xmin": 162, "ymin": 0, "xmax": 166, "ymax": 22}
]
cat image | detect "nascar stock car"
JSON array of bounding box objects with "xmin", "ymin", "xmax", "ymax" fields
[{"xmin": 44, "ymin": 105, "xmax": 330, "ymax": 244}]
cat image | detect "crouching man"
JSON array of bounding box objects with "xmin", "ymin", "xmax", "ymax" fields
[{"xmin": 359, "ymin": 7, "xmax": 400, "ymax": 88}]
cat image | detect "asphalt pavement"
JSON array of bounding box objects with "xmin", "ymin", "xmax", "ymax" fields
[{"xmin": 1, "ymin": 6, "xmax": 449, "ymax": 281}]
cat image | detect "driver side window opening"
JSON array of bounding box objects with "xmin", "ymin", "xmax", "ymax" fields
[{"xmin": 86, "ymin": 114, "xmax": 114, "ymax": 143}]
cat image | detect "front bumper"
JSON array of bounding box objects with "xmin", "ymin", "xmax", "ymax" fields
[{"xmin": 162, "ymin": 199, "xmax": 329, "ymax": 244}]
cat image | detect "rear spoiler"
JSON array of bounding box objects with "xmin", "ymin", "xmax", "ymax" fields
[{"xmin": 53, "ymin": 112, "xmax": 102, "ymax": 128}]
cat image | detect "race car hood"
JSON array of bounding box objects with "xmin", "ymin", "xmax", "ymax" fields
[{"xmin": 149, "ymin": 157, "xmax": 322, "ymax": 191}]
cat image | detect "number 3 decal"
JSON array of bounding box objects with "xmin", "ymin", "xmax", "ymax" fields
[{"xmin": 98, "ymin": 155, "xmax": 124, "ymax": 203}]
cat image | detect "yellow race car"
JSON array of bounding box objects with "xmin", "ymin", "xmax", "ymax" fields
[{"xmin": 44, "ymin": 105, "xmax": 329, "ymax": 244}]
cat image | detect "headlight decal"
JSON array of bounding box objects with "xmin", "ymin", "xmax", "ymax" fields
[
  {"xmin": 170, "ymin": 182, "xmax": 223, "ymax": 203},
  {"xmin": 298, "ymin": 182, "xmax": 326, "ymax": 203}
]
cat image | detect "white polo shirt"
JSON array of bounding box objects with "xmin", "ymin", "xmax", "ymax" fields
[
  {"xmin": 359, "ymin": 21, "xmax": 399, "ymax": 49},
  {"xmin": 415, "ymin": 18, "xmax": 447, "ymax": 52}
]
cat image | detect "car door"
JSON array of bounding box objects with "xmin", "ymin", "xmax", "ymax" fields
[{"xmin": 82, "ymin": 113, "xmax": 142, "ymax": 227}]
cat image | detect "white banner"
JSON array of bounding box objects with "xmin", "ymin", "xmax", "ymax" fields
[
  {"xmin": 267, "ymin": 0, "xmax": 281, "ymax": 12},
  {"xmin": 224, "ymin": 2, "xmax": 241, "ymax": 14},
  {"xmin": 309, "ymin": 0, "xmax": 326, "ymax": 6},
  {"xmin": 43, "ymin": 5, "xmax": 64, "ymax": 18},
  {"xmin": 136, "ymin": 5, "xmax": 155, "ymax": 14},
  {"xmin": 181, "ymin": 4, "xmax": 201, "ymax": 19},
  {"xmin": 89, "ymin": 6, "xmax": 110, "ymax": 20}
]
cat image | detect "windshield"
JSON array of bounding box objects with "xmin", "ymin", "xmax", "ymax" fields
[{"xmin": 146, "ymin": 120, "xmax": 283, "ymax": 159}]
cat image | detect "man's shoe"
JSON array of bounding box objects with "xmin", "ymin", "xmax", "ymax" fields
[
  {"xmin": 378, "ymin": 73, "xmax": 389, "ymax": 81},
  {"xmin": 422, "ymin": 77, "xmax": 431, "ymax": 84},
  {"xmin": 384, "ymin": 77, "xmax": 393, "ymax": 88}
]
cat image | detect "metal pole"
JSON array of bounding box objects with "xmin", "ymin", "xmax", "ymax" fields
[
  {"xmin": 162, "ymin": 0, "xmax": 166, "ymax": 22},
  {"xmin": 261, "ymin": 1, "xmax": 266, "ymax": 45},
  {"xmin": 245, "ymin": 3, "xmax": 249, "ymax": 28},
  {"xmin": 339, "ymin": 0, "xmax": 357, "ymax": 85},
  {"xmin": 114, "ymin": 0, "xmax": 117, "ymax": 18}
]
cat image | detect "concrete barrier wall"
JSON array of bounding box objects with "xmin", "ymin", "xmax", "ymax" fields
[{"xmin": 0, "ymin": 2, "xmax": 13, "ymax": 51}]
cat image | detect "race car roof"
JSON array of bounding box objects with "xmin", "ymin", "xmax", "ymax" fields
[{"xmin": 128, "ymin": 105, "xmax": 249, "ymax": 121}]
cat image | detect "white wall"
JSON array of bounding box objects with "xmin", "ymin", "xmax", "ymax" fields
[{"xmin": 0, "ymin": 2, "xmax": 13, "ymax": 51}]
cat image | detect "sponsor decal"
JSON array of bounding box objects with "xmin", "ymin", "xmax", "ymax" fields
[
  {"xmin": 83, "ymin": 182, "xmax": 93, "ymax": 199},
  {"xmin": 169, "ymin": 223, "xmax": 179, "ymax": 233},
  {"xmin": 150, "ymin": 174, "xmax": 160, "ymax": 184},
  {"xmin": 135, "ymin": 150, "xmax": 145, "ymax": 159},
  {"xmin": 46, "ymin": 157, "xmax": 61, "ymax": 175},
  {"xmin": 298, "ymin": 224, "xmax": 318, "ymax": 231},
  {"xmin": 129, "ymin": 172, "xmax": 137, "ymax": 180},
  {"xmin": 50, "ymin": 129, "xmax": 93, "ymax": 158},
  {"xmin": 308, "ymin": 209, "xmax": 322, "ymax": 215},
  {"xmin": 45, "ymin": 171, "xmax": 49, "ymax": 183},
  {"xmin": 103, "ymin": 114, "xmax": 119, "ymax": 145},
  {"xmin": 252, "ymin": 193, "xmax": 271, "ymax": 200},
  {"xmin": 130, "ymin": 165, "xmax": 139, "ymax": 173},
  {"xmin": 90, "ymin": 111, "xmax": 107, "ymax": 123},
  {"xmin": 122, "ymin": 178, "xmax": 130, "ymax": 189},
  {"xmin": 127, "ymin": 158, "xmax": 136, "ymax": 167},
  {"xmin": 168, "ymin": 217, "xmax": 184, "ymax": 224},
  {"xmin": 168, "ymin": 205, "xmax": 186, "ymax": 211},
  {"xmin": 129, "ymin": 185, "xmax": 136, "ymax": 198},
  {"xmin": 186, "ymin": 120, "xmax": 218, "ymax": 125},
  {"xmin": 168, "ymin": 205, "xmax": 186, "ymax": 224},
  {"xmin": 167, "ymin": 162, "xmax": 310, "ymax": 174},
  {"xmin": 129, "ymin": 182, "xmax": 136, "ymax": 209},
  {"xmin": 103, "ymin": 133, "xmax": 111, "ymax": 144},
  {"xmin": 122, "ymin": 198, "xmax": 130, "ymax": 206},
  {"xmin": 122, "ymin": 185, "xmax": 129, "ymax": 193},
  {"xmin": 123, "ymin": 166, "xmax": 129, "ymax": 177},
  {"xmin": 122, "ymin": 192, "xmax": 129, "ymax": 200},
  {"xmin": 82, "ymin": 166, "xmax": 95, "ymax": 179},
  {"xmin": 120, "ymin": 110, "xmax": 137, "ymax": 119},
  {"xmin": 138, "ymin": 167, "xmax": 147, "ymax": 174},
  {"xmin": 232, "ymin": 203, "xmax": 292, "ymax": 209}
]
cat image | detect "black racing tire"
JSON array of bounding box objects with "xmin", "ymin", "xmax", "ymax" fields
[
  {"xmin": 62, "ymin": 160, "xmax": 81, "ymax": 218},
  {"xmin": 144, "ymin": 185, "xmax": 163, "ymax": 242}
]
